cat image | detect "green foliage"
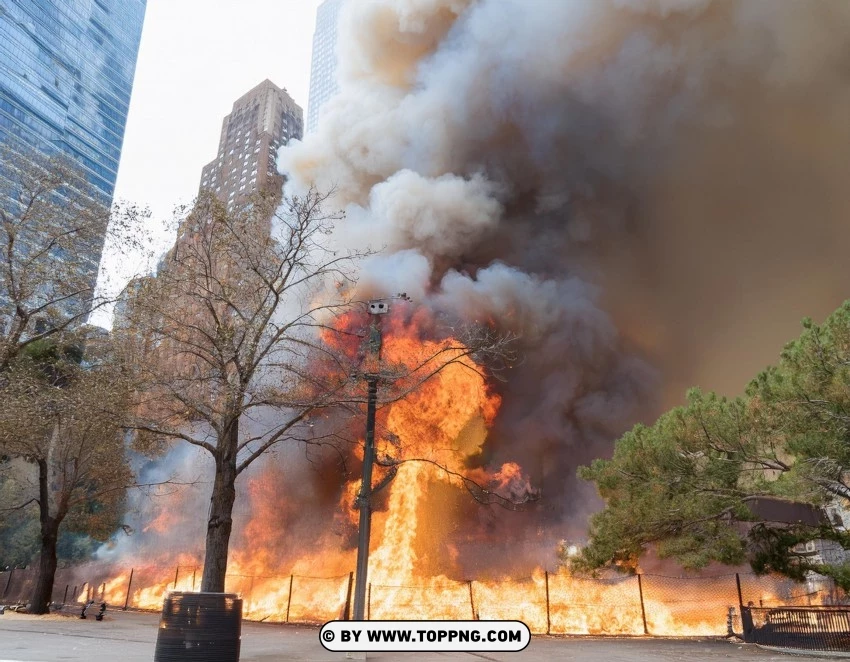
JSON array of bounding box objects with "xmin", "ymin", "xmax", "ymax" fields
[
  {"xmin": 0, "ymin": 470, "xmax": 39, "ymax": 567},
  {"xmin": 747, "ymin": 523, "xmax": 850, "ymax": 590},
  {"xmin": 0, "ymin": 497, "xmax": 105, "ymax": 567},
  {"xmin": 0, "ymin": 334, "xmax": 132, "ymax": 569},
  {"xmin": 55, "ymin": 532, "xmax": 102, "ymax": 564},
  {"xmin": 22, "ymin": 338, "xmax": 83, "ymax": 366},
  {"xmin": 575, "ymin": 301, "xmax": 850, "ymax": 583}
]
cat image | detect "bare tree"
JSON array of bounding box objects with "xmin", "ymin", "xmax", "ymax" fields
[
  {"xmin": 0, "ymin": 142, "xmax": 148, "ymax": 370},
  {"xmin": 127, "ymin": 188, "xmax": 522, "ymax": 592},
  {"xmin": 126, "ymin": 189, "xmax": 365, "ymax": 591},
  {"xmin": 0, "ymin": 332, "xmax": 134, "ymax": 613}
]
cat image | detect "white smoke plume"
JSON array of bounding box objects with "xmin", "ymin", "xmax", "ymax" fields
[{"xmin": 279, "ymin": 0, "xmax": 850, "ymax": 545}]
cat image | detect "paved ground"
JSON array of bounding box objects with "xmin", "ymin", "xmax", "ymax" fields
[{"xmin": 0, "ymin": 609, "xmax": 841, "ymax": 661}]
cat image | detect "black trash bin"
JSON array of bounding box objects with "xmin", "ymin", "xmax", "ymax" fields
[{"xmin": 154, "ymin": 592, "xmax": 242, "ymax": 662}]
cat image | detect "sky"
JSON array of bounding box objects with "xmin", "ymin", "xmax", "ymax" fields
[
  {"xmin": 113, "ymin": 0, "xmax": 324, "ymax": 251},
  {"xmin": 93, "ymin": 0, "xmax": 325, "ymax": 325}
]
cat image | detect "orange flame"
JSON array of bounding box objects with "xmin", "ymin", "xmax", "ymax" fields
[{"xmin": 93, "ymin": 309, "xmax": 798, "ymax": 634}]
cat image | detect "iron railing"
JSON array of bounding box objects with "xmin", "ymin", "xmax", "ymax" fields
[{"xmin": 742, "ymin": 606, "xmax": 850, "ymax": 652}]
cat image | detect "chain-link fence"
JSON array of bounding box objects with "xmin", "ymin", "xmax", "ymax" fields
[
  {"xmin": 1, "ymin": 565, "xmax": 845, "ymax": 637},
  {"xmin": 369, "ymin": 579, "xmax": 474, "ymax": 621},
  {"xmin": 548, "ymin": 572, "xmax": 644, "ymax": 635}
]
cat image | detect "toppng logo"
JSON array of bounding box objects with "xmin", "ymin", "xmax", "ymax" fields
[{"xmin": 319, "ymin": 620, "xmax": 531, "ymax": 652}]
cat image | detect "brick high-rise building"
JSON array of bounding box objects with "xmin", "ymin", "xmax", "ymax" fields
[
  {"xmin": 307, "ymin": 0, "xmax": 345, "ymax": 134},
  {"xmin": 199, "ymin": 80, "xmax": 303, "ymax": 210},
  {"xmin": 143, "ymin": 80, "xmax": 304, "ymax": 385}
]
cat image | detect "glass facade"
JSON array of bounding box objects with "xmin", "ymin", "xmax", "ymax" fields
[
  {"xmin": 0, "ymin": 0, "xmax": 147, "ymax": 200},
  {"xmin": 307, "ymin": 0, "xmax": 344, "ymax": 134}
]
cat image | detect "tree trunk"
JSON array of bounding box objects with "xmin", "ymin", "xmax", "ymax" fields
[
  {"xmin": 201, "ymin": 418, "xmax": 239, "ymax": 592},
  {"xmin": 29, "ymin": 458, "xmax": 59, "ymax": 614}
]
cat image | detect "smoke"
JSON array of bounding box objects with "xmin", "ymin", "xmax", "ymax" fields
[
  {"xmin": 278, "ymin": 0, "xmax": 850, "ymax": 550},
  {"xmin": 96, "ymin": 411, "xmax": 355, "ymax": 567},
  {"xmin": 102, "ymin": 0, "xmax": 850, "ymax": 581},
  {"xmin": 96, "ymin": 442, "xmax": 209, "ymax": 563}
]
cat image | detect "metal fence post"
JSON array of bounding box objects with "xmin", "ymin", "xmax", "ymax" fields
[
  {"xmin": 123, "ymin": 568, "xmax": 134, "ymax": 610},
  {"xmin": 72, "ymin": 585, "xmax": 78, "ymax": 604},
  {"xmin": 191, "ymin": 567, "xmax": 196, "ymax": 591},
  {"xmin": 367, "ymin": 582, "xmax": 372, "ymax": 621},
  {"xmin": 62, "ymin": 584, "xmax": 69, "ymax": 607},
  {"xmin": 544, "ymin": 571, "xmax": 551, "ymax": 635},
  {"xmin": 467, "ymin": 580, "xmax": 476, "ymax": 620},
  {"xmin": 735, "ymin": 573, "xmax": 744, "ymax": 612},
  {"xmin": 3, "ymin": 569, "xmax": 13, "ymax": 598},
  {"xmin": 637, "ymin": 574, "xmax": 649, "ymax": 635},
  {"xmin": 344, "ymin": 572, "xmax": 354, "ymax": 620},
  {"xmin": 285, "ymin": 575, "xmax": 294, "ymax": 623},
  {"xmin": 173, "ymin": 565, "xmax": 180, "ymax": 589},
  {"xmin": 247, "ymin": 575, "xmax": 255, "ymax": 616}
]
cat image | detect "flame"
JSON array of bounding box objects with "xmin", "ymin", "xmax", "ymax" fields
[
  {"xmin": 142, "ymin": 508, "xmax": 179, "ymax": 535},
  {"xmin": 93, "ymin": 309, "xmax": 803, "ymax": 634}
]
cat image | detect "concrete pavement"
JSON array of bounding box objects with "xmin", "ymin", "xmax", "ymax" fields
[{"xmin": 0, "ymin": 609, "xmax": 840, "ymax": 661}]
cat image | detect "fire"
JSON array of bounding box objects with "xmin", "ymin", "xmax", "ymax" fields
[
  {"xmin": 142, "ymin": 507, "xmax": 180, "ymax": 535},
  {"xmin": 85, "ymin": 308, "xmax": 810, "ymax": 635}
]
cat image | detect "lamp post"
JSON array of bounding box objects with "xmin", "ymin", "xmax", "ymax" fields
[{"xmin": 352, "ymin": 300, "xmax": 389, "ymax": 621}]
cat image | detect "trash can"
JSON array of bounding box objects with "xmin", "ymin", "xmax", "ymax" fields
[{"xmin": 153, "ymin": 592, "xmax": 242, "ymax": 662}]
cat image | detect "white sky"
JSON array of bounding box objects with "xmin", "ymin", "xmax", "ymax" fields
[
  {"xmin": 112, "ymin": 0, "xmax": 324, "ymax": 253},
  {"xmin": 94, "ymin": 0, "xmax": 324, "ymax": 325}
]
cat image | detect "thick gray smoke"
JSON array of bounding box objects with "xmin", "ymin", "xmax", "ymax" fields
[{"xmin": 279, "ymin": 0, "xmax": 850, "ymax": 553}]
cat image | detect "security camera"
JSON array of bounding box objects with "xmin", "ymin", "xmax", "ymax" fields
[{"xmin": 368, "ymin": 301, "xmax": 389, "ymax": 315}]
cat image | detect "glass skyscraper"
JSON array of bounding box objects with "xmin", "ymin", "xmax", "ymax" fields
[
  {"xmin": 307, "ymin": 0, "xmax": 344, "ymax": 134},
  {"xmin": 0, "ymin": 0, "xmax": 147, "ymax": 200}
]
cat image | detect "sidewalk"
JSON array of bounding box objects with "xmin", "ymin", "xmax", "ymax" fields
[{"xmin": 0, "ymin": 610, "xmax": 837, "ymax": 661}]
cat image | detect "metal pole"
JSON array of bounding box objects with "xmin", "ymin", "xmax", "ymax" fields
[
  {"xmin": 192, "ymin": 567, "xmax": 196, "ymax": 591},
  {"xmin": 637, "ymin": 574, "xmax": 649, "ymax": 635},
  {"xmin": 544, "ymin": 571, "xmax": 551, "ymax": 635},
  {"xmin": 344, "ymin": 572, "xmax": 354, "ymax": 620},
  {"xmin": 62, "ymin": 584, "xmax": 69, "ymax": 606},
  {"xmin": 123, "ymin": 569, "xmax": 134, "ymax": 611},
  {"xmin": 353, "ymin": 375, "xmax": 379, "ymax": 622},
  {"xmin": 352, "ymin": 306, "xmax": 386, "ymax": 622},
  {"xmin": 285, "ymin": 575, "xmax": 294, "ymax": 623},
  {"xmin": 468, "ymin": 580, "xmax": 476, "ymax": 620},
  {"xmin": 72, "ymin": 585, "xmax": 77, "ymax": 604},
  {"xmin": 367, "ymin": 582, "xmax": 372, "ymax": 621},
  {"xmin": 173, "ymin": 565, "xmax": 179, "ymax": 590}
]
